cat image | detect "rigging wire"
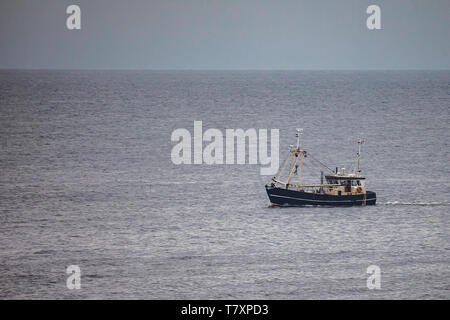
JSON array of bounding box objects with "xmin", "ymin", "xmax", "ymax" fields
[{"xmin": 306, "ymin": 153, "xmax": 335, "ymax": 174}]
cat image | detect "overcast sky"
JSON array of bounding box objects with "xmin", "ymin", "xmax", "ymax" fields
[{"xmin": 0, "ymin": 0, "xmax": 449, "ymax": 69}]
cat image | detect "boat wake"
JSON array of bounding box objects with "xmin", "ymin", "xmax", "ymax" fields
[{"xmin": 384, "ymin": 201, "xmax": 449, "ymax": 207}]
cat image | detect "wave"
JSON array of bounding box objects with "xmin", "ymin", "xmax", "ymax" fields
[{"xmin": 384, "ymin": 201, "xmax": 449, "ymax": 207}]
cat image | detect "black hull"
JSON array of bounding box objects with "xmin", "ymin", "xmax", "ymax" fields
[{"xmin": 266, "ymin": 187, "xmax": 376, "ymax": 207}]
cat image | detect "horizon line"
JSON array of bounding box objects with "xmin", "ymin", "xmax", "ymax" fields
[{"xmin": 1, "ymin": 68, "xmax": 449, "ymax": 72}]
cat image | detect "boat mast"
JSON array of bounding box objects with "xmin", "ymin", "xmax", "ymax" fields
[
  {"xmin": 286, "ymin": 129, "xmax": 304, "ymax": 189},
  {"xmin": 296, "ymin": 128, "xmax": 302, "ymax": 150},
  {"xmin": 355, "ymin": 139, "xmax": 364, "ymax": 177},
  {"xmin": 296, "ymin": 129, "xmax": 304, "ymax": 189},
  {"xmin": 286, "ymin": 151, "xmax": 297, "ymax": 187},
  {"xmin": 272, "ymin": 129, "xmax": 306, "ymax": 190}
]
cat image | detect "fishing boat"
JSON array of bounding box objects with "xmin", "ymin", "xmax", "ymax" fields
[{"xmin": 265, "ymin": 129, "xmax": 376, "ymax": 206}]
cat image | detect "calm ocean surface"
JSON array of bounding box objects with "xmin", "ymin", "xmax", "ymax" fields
[{"xmin": 0, "ymin": 70, "xmax": 449, "ymax": 299}]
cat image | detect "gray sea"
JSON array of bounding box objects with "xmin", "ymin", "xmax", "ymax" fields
[{"xmin": 0, "ymin": 70, "xmax": 449, "ymax": 299}]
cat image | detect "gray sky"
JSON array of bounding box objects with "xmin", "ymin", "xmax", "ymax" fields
[{"xmin": 0, "ymin": 0, "xmax": 449, "ymax": 69}]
